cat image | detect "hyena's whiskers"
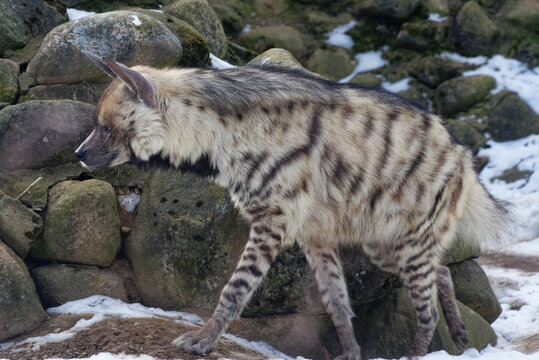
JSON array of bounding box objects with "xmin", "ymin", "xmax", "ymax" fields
[{"xmin": 76, "ymin": 52, "xmax": 514, "ymax": 360}]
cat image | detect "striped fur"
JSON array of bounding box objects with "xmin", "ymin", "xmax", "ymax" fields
[{"xmin": 77, "ymin": 58, "xmax": 511, "ymax": 360}]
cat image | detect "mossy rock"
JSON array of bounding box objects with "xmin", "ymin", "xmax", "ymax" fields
[
  {"xmin": 3, "ymin": 36, "xmax": 44, "ymax": 67},
  {"xmin": 127, "ymin": 8, "xmax": 210, "ymax": 67},
  {"xmin": 125, "ymin": 170, "xmax": 249, "ymax": 310},
  {"xmin": 0, "ymin": 163, "xmax": 149, "ymax": 210},
  {"xmin": 349, "ymin": 73, "xmax": 383, "ymax": 87},
  {"xmin": 225, "ymin": 42, "xmax": 258, "ymax": 66},
  {"xmin": 444, "ymin": 118, "xmax": 486, "ymax": 154},
  {"xmin": 486, "ymin": 90, "xmax": 539, "ymax": 142},
  {"xmin": 347, "ymin": 17, "xmax": 399, "ymax": 53},
  {"xmin": 30, "ymin": 179, "xmax": 121, "ymax": 267},
  {"xmin": 321, "ymin": 287, "xmax": 497, "ymax": 359},
  {"xmin": 305, "ymin": 46, "xmax": 356, "ymax": 81},
  {"xmin": 31, "ymin": 264, "xmax": 129, "ymax": 308},
  {"xmin": 247, "ymin": 48, "xmax": 306, "ymax": 71},
  {"xmin": 411, "ymin": 56, "xmax": 466, "ymax": 87},
  {"xmin": 379, "ymin": 49, "xmax": 422, "ymax": 83},
  {"xmin": 243, "ymin": 244, "xmax": 310, "ymax": 317},
  {"xmin": 304, "ymin": 10, "xmax": 353, "ymax": 37},
  {"xmin": 238, "ymin": 26, "xmax": 307, "ymax": 61},
  {"xmin": 26, "ymin": 11, "xmax": 183, "ymax": 85},
  {"xmin": 436, "ymin": 75, "xmax": 496, "ymax": 116},
  {"xmin": 398, "ymin": 82, "xmax": 435, "ymax": 110},
  {"xmin": 0, "ymin": 195, "xmax": 43, "ymax": 259},
  {"xmin": 0, "ymin": 59, "xmax": 18, "ymax": 105},
  {"xmin": 208, "ymin": 0, "xmax": 252, "ymax": 35},
  {"xmin": 442, "ymin": 235, "xmax": 481, "ymax": 265},
  {"xmin": 397, "ymin": 19, "xmax": 450, "ymax": 50},
  {"xmin": 449, "ymin": 260, "xmax": 501, "ymax": 324},
  {"xmin": 0, "ymin": 241, "xmax": 46, "ymax": 342},
  {"xmin": 164, "ymin": 0, "xmax": 227, "ymax": 58},
  {"xmin": 450, "ymin": 1, "xmax": 499, "ymax": 56},
  {"xmin": 354, "ymin": 0, "xmax": 422, "ymax": 21},
  {"xmin": 497, "ymin": 0, "xmax": 539, "ymax": 33},
  {"xmin": 423, "ymin": 0, "xmax": 451, "ymax": 16}
]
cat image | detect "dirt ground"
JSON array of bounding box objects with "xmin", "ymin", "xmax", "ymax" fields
[
  {"xmin": 1, "ymin": 250, "xmax": 538, "ymax": 360},
  {"xmin": 0, "ymin": 314, "xmax": 269, "ymax": 360}
]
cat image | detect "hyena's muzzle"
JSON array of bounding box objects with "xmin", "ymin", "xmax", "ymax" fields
[{"xmin": 75, "ymin": 127, "xmax": 119, "ymax": 168}]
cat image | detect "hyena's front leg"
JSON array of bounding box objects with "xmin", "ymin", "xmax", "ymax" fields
[
  {"xmin": 302, "ymin": 243, "xmax": 361, "ymax": 360},
  {"xmin": 174, "ymin": 222, "xmax": 283, "ymax": 354}
]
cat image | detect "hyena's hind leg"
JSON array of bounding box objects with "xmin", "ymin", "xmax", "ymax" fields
[
  {"xmin": 174, "ymin": 220, "xmax": 284, "ymax": 354},
  {"xmin": 302, "ymin": 242, "xmax": 361, "ymax": 360},
  {"xmin": 436, "ymin": 266, "xmax": 468, "ymax": 350}
]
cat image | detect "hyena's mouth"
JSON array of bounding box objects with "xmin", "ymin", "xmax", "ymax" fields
[{"xmin": 76, "ymin": 148, "xmax": 120, "ymax": 169}]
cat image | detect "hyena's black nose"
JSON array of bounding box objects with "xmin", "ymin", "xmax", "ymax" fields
[{"xmin": 75, "ymin": 148, "xmax": 87, "ymax": 162}]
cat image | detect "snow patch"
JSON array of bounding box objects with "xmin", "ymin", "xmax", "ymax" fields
[
  {"xmin": 428, "ymin": 13, "xmax": 448, "ymax": 22},
  {"xmin": 326, "ymin": 20, "xmax": 357, "ymax": 50},
  {"xmin": 242, "ymin": 24, "xmax": 252, "ymax": 33},
  {"xmin": 463, "ymin": 55, "xmax": 539, "ymax": 114},
  {"xmin": 382, "ymin": 77, "xmax": 412, "ymax": 93},
  {"xmin": 117, "ymin": 192, "xmax": 141, "ymax": 213},
  {"xmin": 339, "ymin": 50, "xmax": 388, "ymax": 83},
  {"xmin": 67, "ymin": 8, "xmax": 96, "ymax": 21},
  {"xmin": 210, "ymin": 53, "xmax": 236, "ymax": 69},
  {"xmin": 149, "ymin": 9, "xmax": 164, "ymax": 13},
  {"xmin": 438, "ymin": 52, "xmax": 488, "ymax": 66},
  {"xmin": 129, "ymin": 15, "xmax": 142, "ymax": 26}
]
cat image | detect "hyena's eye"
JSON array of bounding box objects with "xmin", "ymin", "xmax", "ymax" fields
[{"xmin": 102, "ymin": 126, "xmax": 112, "ymax": 134}]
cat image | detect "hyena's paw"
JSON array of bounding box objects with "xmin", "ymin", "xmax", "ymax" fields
[
  {"xmin": 334, "ymin": 351, "xmax": 361, "ymax": 360},
  {"xmin": 173, "ymin": 330, "xmax": 216, "ymax": 355},
  {"xmin": 451, "ymin": 327, "xmax": 469, "ymax": 351}
]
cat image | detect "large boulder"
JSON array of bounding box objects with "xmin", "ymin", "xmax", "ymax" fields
[
  {"xmin": 444, "ymin": 118, "xmax": 486, "ymax": 154},
  {"xmin": 164, "ymin": 0, "xmax": 227, "ymax": 58},
  {"xmin": 0, "ymin": 0, "xmax": 67, "ymax": 55},
  {"xmin": 486, "ymin": 90, "xmax": 539, "ymax": 141},
  {"xmin": 125, "ymin": 170, "xmax": 249, "ymax": 310},
  {"xmin": 449, "ymin": 260, "xmax": 502, "ymax": 324},
  {"xmin": 450, "ymin": 1, "xmax": 499, "ymax": 56},
  {"xmin": 321, "ymin": 287, "xmax": 497, "ymax": 359},
  {"xmin": 238, "ymin": 26, "xmax": 307, "ymax": 60},
  {"xmin": 436, "ymin": 75, "xmax": 496, "ymax": 116},
  {"xmin": 0, "ymin": 241, "xmax": 46, "ymax": 342},
  {"xmin": 26, "ymin": 11, "xmax": 183, "ymax": 85},
  {"xmin": 30, "ymin": 180, "xmax": 121, "ymax": 267},
  {"xmin": 0, "ymin": 100, "xmax": 94, "ymax": 171},
  {"xmin": 497, "ymin": 0, "xmax": 539, "ymax": 32},
  {"xmin": 31, "ymin": 264, "xmax": 129, "ymax": 308},
  {"xmin": 0, "ymin": 195, "xmax": 43, "ymax": 259},
  {"xmin": 305, "ymin": 46, "xmax": 356, "ymax": 81},
  {"xmin": 0, "ymin": 59, "xmax": 19, "ymax": 108},
  {"xmin": 19, "ymin": 82, "xmax": 109, "ymax": 104}
]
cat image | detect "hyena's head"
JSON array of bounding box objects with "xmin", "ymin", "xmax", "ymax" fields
[{"xmin": 75, "ymin": 51, "xmax": 164, "ymax": 168}]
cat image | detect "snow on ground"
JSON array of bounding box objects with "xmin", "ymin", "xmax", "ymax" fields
[
  {"xmin": 326, "ymin": 20, "xmax": 357, "ymax": 50},
  {"xmin": 210, "ymin": 53, "xmax": 236, "ymax": 69},
  {"xmin": 339, "ymin": 50, "xmax": 388, "ymax": 83},
  {"xmin": 117, "ymin": 192, "xmax": 141, "ymax": 213},
  {"xmin": 382, "ymin": 77, "xmax": 412, "ymax": 93},
  {"xmin": 66, "ymin": 8, "xmax": 96, "ymax": 21},
  {"xmin": 428, "ymin": 13, "xmax": 448, "ymax": 22}
]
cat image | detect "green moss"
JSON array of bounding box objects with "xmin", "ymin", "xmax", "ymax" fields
[
  {"xmin": 346, "ymin": 17, "xmax": 399, "ymax": 53},
  {"xmin": 176, "ymin": 24, "xmax": 210, "ymax": 67}
]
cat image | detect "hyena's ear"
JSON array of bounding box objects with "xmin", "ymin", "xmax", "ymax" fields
[
  {"xmin": 82, "ymin": 50, "xmax": 118, "ymax": 79},
  {"xmin": 102, "ymin": 57, "xmax": 157, "ymax": 109}
]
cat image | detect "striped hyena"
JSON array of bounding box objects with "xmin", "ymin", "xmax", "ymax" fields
[{"xmin": 76, "ymin": 51, "xmax": 511, "ymax": 360}]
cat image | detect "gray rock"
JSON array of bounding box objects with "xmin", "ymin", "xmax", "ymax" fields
[
  {"xmin": 164, "ymin": 0, "xmax": 227, "ymax": 58},
  {"xmin": 444, "ymin": 118, "xmax": 487, "ymax": 154},
  {"xmin": 486, "ymin": 90, "xmax": 539, "ymax": 141},
  {"xmin": 30, "ymin": 180, "xmax": 121, "ymax": 267},
  {"xmin": 26, "ymin": 11, "xmax": 183, "ymax": 85},
  {"xmin": 0, "ymin": 0, "xmax": 67, "ymax": 55},
  {"xmin": 449, "ymin": 260, "xmax": 502, "ymax": 324},
  {"xmin": 31, "ymin": 264, "xmax": 129, "ymax": 308},
  {"xmin": 125, "ymin": 170, "xmax": 249, "ymax": 310},
  {"xmin": 0, "ymin": 195, "xmax": 43, "ymax": 259},
  {"xmin": 248, "ymin": 48, "xmax": 306, "ymax": 71},
  {"xmin": 442, "ymin": 235, "xmax": 481, "ymax": 265},
  {"xmin": 450, "ymin": 1, "xmax": 499, "ymax": 56},
  {"xmin": 349, "ymin": 73, "xmax": 383, "ymax": 87},
  {"xmin": 436, "ymin": 75, "xmax": 496, "ymax": 116},
  {"xmin": 0, "ymin": 59, "xmax": 19, "ymax": 106},
  {"xmin": 0, "ymin": 100, "xmax": 94, "ymax": 171},
  {"xmin": 397, "ymin": 19, "xmax": 450, "ymax": 50},
  {"xmin": 19, "ymin": 82, "xmax": 109, "ymax": 105},
  {"xmin": 0, "ymin": 241, "xmax": 46, "ymax": 342}
]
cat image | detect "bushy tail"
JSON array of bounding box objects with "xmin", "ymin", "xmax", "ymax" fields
[{"xmin": 456, "ymin": 175, "xmax": 516, "ymax": 250}]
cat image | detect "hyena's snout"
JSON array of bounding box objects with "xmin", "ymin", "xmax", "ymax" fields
[{"xmin": 75, "ymin": 146, "xmax": 88, "ymax": 162}]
